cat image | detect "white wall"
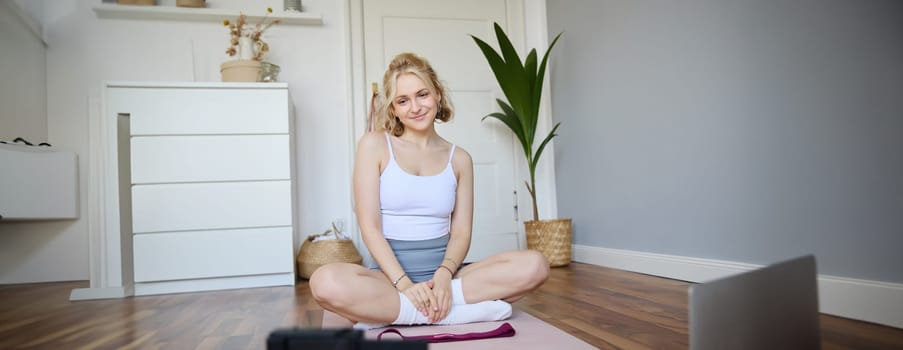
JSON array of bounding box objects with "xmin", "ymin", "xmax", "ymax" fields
[
  {"xmin": 0, "ymin": 0, "xmax": 59, "ymax": 284},
  {"xmin": 1, "ymin": 0, "xmax": 355, "ymax": 284},
  {"xmin": 0, "ymin": 0, "xmax": 47, "ymax": 142}
]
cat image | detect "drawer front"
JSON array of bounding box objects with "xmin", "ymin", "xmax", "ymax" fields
[
  {"xmin": 133, "ymin": 227, "xmax": 293, "ymax": 282},
  {"xmin": 132, "ymin": 181, "xmax": 291, "ymax": 233},
  {"xmin": 130, "ymin": 135, "xmax": 290, "ymax": 184},
  {"xmin": 108, "ymin": 87, "xmax": 289, "ymax": 135}
]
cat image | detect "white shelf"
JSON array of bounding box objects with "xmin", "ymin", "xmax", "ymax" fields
[
  {"xmin": 93, "ymin": 3, "xmax": 322, "ymax": 26},
  {"xmin": 105, "ymin": 81, "xmax": 289, "ymax": 89}
]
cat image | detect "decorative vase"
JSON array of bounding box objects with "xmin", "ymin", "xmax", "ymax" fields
[
  {"xmin": 525, "ymin": 218, "xmax": 572, "ymax": 267},
  {"xmin": 238, "ymin": 36, "xmax": 255, "ymax": 60},
  {"xmin": 284, "ymin": 0, "xmax": 302, "ymax": 12},
  {"xmin": 220, "ymin": 60, "xmax": 262, "ymax": 82},
  {"xmin": 258, "ymin": 62, "xmax": 281, "ymax": 82}
]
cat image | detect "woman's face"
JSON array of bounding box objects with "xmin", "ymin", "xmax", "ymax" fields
[{"xmin": 392, "ymin": 73, "xmax": 439, "ymax": 132}]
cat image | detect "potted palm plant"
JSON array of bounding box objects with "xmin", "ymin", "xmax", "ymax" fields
[{"xmin": 472, "ymin": 23, "xmax": 571, "ymax": 267}]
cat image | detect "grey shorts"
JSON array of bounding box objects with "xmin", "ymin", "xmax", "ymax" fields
[{"xmin": 374, "ymin": 234, "xmax": 449, "ymax": 283}]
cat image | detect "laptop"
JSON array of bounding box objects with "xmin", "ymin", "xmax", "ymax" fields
[{"xmin": 689, "ymin": 255, "xmax": 821, "ymax": 350}]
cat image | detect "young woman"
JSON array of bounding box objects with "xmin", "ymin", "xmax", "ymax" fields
[{"xmin": 310, "ymin": 52, "xmax": 549, "ymax": 329}]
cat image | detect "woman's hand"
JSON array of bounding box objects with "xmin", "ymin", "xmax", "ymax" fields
[
  {"xmin": 401, "ymin": 281, "xmax": 437, "ymax": 318},
  {"xmin": 429, "ymin": 269, "xmax": 454, "ymax": 323}
]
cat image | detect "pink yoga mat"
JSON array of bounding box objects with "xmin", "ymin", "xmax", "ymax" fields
[{"xmin": 322, "ymin": 310, "xmax": 596, "ymax": 349}]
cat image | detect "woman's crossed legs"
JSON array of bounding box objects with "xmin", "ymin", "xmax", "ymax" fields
[{"xmin": 309, "ymin": 249, "xmax": 549, "ymax": 324}]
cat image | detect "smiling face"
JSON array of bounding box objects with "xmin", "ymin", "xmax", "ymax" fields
[
  {"xmin": 379, "ymin": 53, "xmax": 454, "ymax": 136},
  {"xmin": 391, "ymin": 73, "xmax": 440, "ymax": 133}
]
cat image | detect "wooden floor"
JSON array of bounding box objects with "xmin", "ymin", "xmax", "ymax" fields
[{"xmin": 2, "ymin": 263, "xmax": 902, "ymax": 349}]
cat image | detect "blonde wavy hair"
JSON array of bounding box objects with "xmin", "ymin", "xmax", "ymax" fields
[{"xmin": 377, "ymin": 52, "xmax": 454, "ymax": 136}]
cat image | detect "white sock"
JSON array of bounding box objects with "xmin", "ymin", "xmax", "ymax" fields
[
  {"xmin": 354, "ymin": 292, "xmax": 511, "ymax": 330},
  {"xmin": 353, "ymin": 321, "xmax": 389, "ymax": 330},
  {"xmin": 353, "ymin": 279, "xmax": 508, "ymax": 330},
  {"xmin": 451, "ymin": 278, "xmax": 466, "ymax": 305},
  {"xmin": 436, "ymin": 299, "xmax": 512, "ymax": 325}
]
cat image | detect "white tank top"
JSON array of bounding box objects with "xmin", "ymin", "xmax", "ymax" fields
[{"xmin": 380, "ymin": 133, "xmax": 457, "ymax": 241}]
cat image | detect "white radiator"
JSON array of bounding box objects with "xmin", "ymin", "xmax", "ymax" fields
[{"xmin": 0, "ymin": 143, "xmax": 78, "ymax": 220}]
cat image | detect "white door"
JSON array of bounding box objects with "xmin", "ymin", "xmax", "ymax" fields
[{"xmin": 361, "ymin": 0, "xmax": 523, "ymax": 262}]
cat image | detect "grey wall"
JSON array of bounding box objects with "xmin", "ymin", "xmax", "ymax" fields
[{"xmin": 547, "ymin": 0, "xmax": 903, "ymax": 283}]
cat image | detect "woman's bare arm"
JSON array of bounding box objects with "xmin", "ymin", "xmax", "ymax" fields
[{"xmin": 354, "ymin": 132, "xmax": 409, "ymax": 288}]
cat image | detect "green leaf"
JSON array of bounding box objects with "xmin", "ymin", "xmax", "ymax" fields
[
  {"xmin": 525, "ymin": 49, "xmax": 538, "ymax": 78},
  {"xmin": 472, "ymin": 34, "xmax": 527, "ymax": 125},
  {"xmin": 493, "ymin": 100, "xmax": 532, "ymax": 159},
  {"xmin": 494, "ymin": 23, "xmax": 524, "ymax": 74},
  {"xmin": 482, "ymin": 111, "xmax": 523, "ymax": 145},
  {"xmin": 471, "ymin": 36, "xmax": 512, "ymax": 99},
  {"xmin": 492, "ymin": 23, "xmax": 531, "ymax": 131},
  {"xmin": 494, "ymin": 99, "xmax": 526, "ymax": 147},
  {"xmin": 532, "ymin": 123, "xmax": 561, "ymax": 171},
  {"xmin": 524, "ymin": 49, "xmax": 538, "ymax": 137},
  {"xmin": 533, "ymin": 32, "xmax": 562, "ymax": 125}
]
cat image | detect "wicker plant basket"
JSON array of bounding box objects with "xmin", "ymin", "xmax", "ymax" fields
[
  {"xmin": 525, "ymin": 218, "xmax": 572, "ymax": 267},
  {"xmin": 296, "ymin": 229, "xmax": 363, "ymax": 280}
]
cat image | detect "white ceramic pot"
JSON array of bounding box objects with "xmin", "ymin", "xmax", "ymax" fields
[{"xmin": 238, "ymin": 36, "xmax": 255, "ymax": 60}]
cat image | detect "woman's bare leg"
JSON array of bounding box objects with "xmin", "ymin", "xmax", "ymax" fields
[
  {"xmin": 456, "ymin": 250, "xmax": 550, "ymax": 304},
  {"xmin": 309, "ymin": 263, "xmax": 399, "ymax": 323}
]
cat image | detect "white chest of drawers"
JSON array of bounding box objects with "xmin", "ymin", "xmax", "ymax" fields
[{"xmin": 103, "ymin": 82, "xmax": 296, "ymax": 296}]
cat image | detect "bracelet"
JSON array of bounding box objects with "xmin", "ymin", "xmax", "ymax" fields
[
  {"xmin": 392, "ymin": 273, "xmax": 408, "ymax": 289},
  {"xmin": 438, "ymin": 264, "xmax": 455, "ymax": 276},
  {"xmin": 443, "ymin": 258, "xmax": 458, "ymax": 269}
]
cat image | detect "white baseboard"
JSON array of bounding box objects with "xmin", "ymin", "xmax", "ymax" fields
[
  {"xmin": 134, "ymin": 273, "xmax": 295, "ymax": 296},
  {"xmin": 70, "ymin": 274, "xmax": 296, "ymax": 299},
  {"xmin": 70, "ymin": 286, "xmax": 133, "ymax": 301},
  {"xmin": 572, "ymin": 244, "xmax": 903, "ymax": 329}
]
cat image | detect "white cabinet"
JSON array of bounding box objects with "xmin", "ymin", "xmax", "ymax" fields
[
  {"xmin": 0, "ymin": 144, "xmax": 78, "ymax": 220},
  {"xmin": 108, "ymin": 82, "xmax": 296, "ymax": 296}
]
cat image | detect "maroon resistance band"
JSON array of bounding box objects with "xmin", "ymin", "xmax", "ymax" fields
[{"xmin": 377, "ymin": 322, "xmax": 516, "ymax": 343}]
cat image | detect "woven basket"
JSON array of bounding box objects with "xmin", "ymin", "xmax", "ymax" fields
[
  {"xmin": 296, "ymin": 229, "xmax": 363, "ymax": 280},
  {"xmin": 525, "ymin": 218, "xmax": 572, "ymax": 267},
  {"xmin": 176, "ymin": 0, "xmax": 205, "ymax": 8}
]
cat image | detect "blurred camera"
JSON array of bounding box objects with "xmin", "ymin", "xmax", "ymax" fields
[{"xmin": 267, "ymin": 328, "xmax": 427, "ymax": 350}]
